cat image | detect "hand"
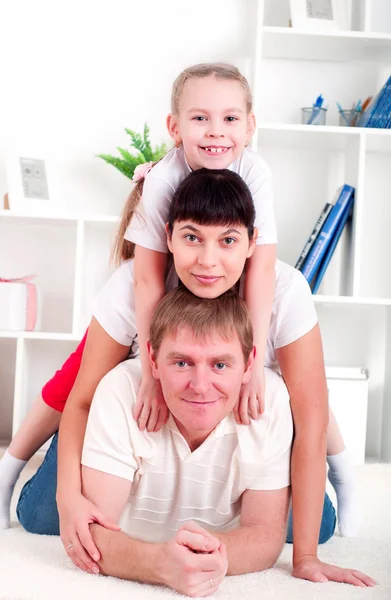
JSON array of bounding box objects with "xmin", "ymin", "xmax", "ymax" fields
[
  {"xmin": 58, "ymin": 491, "xmax": 120, "ymax": 574},
  {"xmin": 293, "ymin": 556, "xmax": 377, "ymax": 587},
  {"xmin": 157, "ymin": 521, "xmax": 228, "ymax": 597},
  {"xmin": 132, "ymin": 373, "xmax": 168, "ymax": 431},
  {"xmin": 234, "ymin": 365, "xmax": 265, "ymax": 425}
]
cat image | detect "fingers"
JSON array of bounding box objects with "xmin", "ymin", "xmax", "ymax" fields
[
  {"xmin": 94, "ymin": 512, "xmax": 121, "ymax": 532},
  {"xmin": 350, "ymin": 570, "xmax": 377, "ymax": 587},
  {"xmin": 137, "ymin": 400, "xmax": 152, "ymax": 431},
  {"xmin": 146, "ymin": 401, "xmax": 159, "ymax": 432},
  {"xmin": 154, "ymin": 406, "xmax": 169, "ymax": 431},
  {"xmin": 238, "ymin": 390, "xmax": 251, "ymax": 426},
  {"xmin": 257, "ymin": 392, "xmax": 265, "ymax": 415},
  {"xmin": 248, "ymin": 391, "xmax": 259, "ymax": 421},
  {"xmin": 64, "ymin": 535, "xmax": 99, "ymax": 574},
  {"xmin": 342, "ymin": 570, "xmax": 377, "ymax": 588},
  {"xmin": 132, "ymin": 398, "xmax": 143, "ymax": 421},
  {"xmin": 176, "ymin": 528, "xmax": 219, "ymax": 554}
]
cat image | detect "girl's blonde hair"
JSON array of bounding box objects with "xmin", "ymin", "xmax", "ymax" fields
[
  {"xmin": 171, "ymin": 62, "xmax": 253, "ymax": 114},
  {"xmin": 112, "ymin": 63, "xmax": 252, "ymax": 264}
]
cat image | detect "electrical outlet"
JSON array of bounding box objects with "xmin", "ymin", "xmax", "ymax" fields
[{"xmin": 20, "ymin": 157, "xmax": 49, "ymax": 200}]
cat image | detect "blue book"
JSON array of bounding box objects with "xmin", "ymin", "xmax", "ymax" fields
[
  {"xmin": 366, "ymin": 76, "xmax": 391, "ymax": 128},
  {"xmin": 311, "ymin": 196, "xmax": 354, "ymax": 294},
  {"xmin": 301, "ymin": 184, "xmax": 355, "ymax": 284}
]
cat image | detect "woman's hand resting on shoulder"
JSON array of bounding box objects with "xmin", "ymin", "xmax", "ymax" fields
[
  {"xmin": 57, "ymin": 491, "xmax": 120, "ymax": 574},
  {"xmin": 132, "ymin": 374, "xmax": 168, "ymax": 431}
]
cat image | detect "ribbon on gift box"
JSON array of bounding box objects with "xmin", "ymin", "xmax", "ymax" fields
[{"xmin": 0, "ymin": 275, "xmax": 38, "ymax": 331}]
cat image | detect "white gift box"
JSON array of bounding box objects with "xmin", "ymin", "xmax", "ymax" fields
[{"xmin": 0, "ymin": 277, "xmax": 41, "ymax": 331}]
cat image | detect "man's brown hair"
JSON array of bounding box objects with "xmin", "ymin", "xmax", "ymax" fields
[{"xmin": 149, "ymin": 286, "xmax": 254, "ymax": 363}]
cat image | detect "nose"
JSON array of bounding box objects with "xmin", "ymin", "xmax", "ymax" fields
[
  {"xmin": 189, "ymin": 365, "xmax": 211, "ymax": 396},
  {"xmin": 197, "ymin": 243, "xmax": 217, "ymax": 268},
  {"xmin": 206, "ymin": 119, "xmax": 224, "ymax": 138}
]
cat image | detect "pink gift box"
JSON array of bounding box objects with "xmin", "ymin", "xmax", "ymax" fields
[{"xmin": 0, "ymin": 276, "xmax": 40, "ymax": 331}]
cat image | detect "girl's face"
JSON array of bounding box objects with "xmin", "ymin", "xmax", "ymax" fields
[
  {"xmin": 167, "ymin": 75, "xmax": 256, "ymax": 171},
  {"xmin": 167, "ymin": 220, "xmax": 256, "ymax": 299}
]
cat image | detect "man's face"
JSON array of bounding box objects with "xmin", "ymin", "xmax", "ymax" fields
[{"xmin": 148, "ymin": 327, "xmax": 254, "ymax": 450}]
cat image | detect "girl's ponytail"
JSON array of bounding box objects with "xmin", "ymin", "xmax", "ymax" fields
[{"xmin": 112, "ymin": 160, "xmax": 160, "ymax": 265}]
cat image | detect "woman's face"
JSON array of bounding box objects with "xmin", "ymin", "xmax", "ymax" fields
[{"xmin": 167, "ymin": 220, "xmax": 256, "ymax": 298}]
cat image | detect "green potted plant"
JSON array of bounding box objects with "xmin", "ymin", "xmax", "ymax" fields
[{"xmin": 97, "ymin": 123, "xmax": 168, "ymax": 180}]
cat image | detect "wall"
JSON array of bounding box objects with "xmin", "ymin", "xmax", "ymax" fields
[{"xmin": 0, "ymin": 0, "xmax": 255, "ymax": 215}]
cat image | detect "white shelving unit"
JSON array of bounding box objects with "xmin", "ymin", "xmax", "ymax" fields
[{"xmin": 1, "ymin": 0, "xmax": 391, "ymax": 462}]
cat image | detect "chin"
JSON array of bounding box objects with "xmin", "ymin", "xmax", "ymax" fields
[{"xmin": 188, "ymin": 284, "xmax": 225, "ymax": 299}]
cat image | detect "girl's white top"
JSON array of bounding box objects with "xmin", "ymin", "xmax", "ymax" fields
[{"xmin": 125, "ymin": 146, "xmax": 277, "ymax": 250}]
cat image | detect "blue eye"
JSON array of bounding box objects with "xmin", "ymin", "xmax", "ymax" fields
[
  {"xmin": 215, "ymin": 363, "xmax": 226, "ymax": 370},
  {"xmin": 176, "ymin": 361, "xmax": 188, "ymax": 368}
]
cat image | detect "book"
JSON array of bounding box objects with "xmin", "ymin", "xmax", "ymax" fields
[
  {"xmin": 295, "ymin": 203, "xmax": 333, "ymax": 271},
  {"xmin": 365, "ymin": 75, "xmax": 391, "ymax": 128},
  {"xmin": 301, "ymin": 184, "xmax": 355, "ymax": 285},
  {"xmin": 311, "ymin": 195, "xmax": 354, "ymax": 294}
]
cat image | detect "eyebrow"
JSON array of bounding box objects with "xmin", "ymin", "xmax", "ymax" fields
[
  {"xmin": 166, "ymin": 352, "xmax": 237, "ymax": 363},
  {"xmin": 178, "ymin": 224, "xmax": 243, "ymax": 236},
  {"xmin": 187, "ymin": 107, "xmax": 244, "ymax": 114}
]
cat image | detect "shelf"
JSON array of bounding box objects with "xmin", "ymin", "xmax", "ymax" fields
[
  {"xmin": 0, "ymin": 210, "xmax": 120, "ymax": 225},
  {"xmin": 257, "ymin": 124, "xmax": 391, "ymax": 150},
  {"xmin": 0, "ymin": 331, "xmax": 83, "ymax": 341},
  {"xmin": 313, "ymin": 295, "xmax": 391, "ymax": 306},
  {"xmin": 262, "ymin": 26, "xmax": 391, "ymax": 61}
]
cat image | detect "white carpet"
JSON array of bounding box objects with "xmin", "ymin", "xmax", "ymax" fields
[{"xmin": 0, "ymin": 463, "xmax": 390, "ymax": 600}]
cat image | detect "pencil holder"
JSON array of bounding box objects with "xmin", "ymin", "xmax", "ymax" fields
[
  {"xmin": 338, "ymin": 109, "xmax": 361, "ymax": 127},
  {"xmin": 301, "ymin": 107, "xmax": 327, "ymax": 126}
]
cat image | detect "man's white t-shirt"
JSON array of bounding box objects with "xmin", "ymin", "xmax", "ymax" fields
[
  {"xmin": 125, "ymin": 145, "xmax": 277, "ymax": 251},
  {"xmin": 81, "ymin": 360, "xmax": 293, "ymax": 542},
  {"xmin": 91, "ymin": 259, "xmax": 318, "ymax": 370}
]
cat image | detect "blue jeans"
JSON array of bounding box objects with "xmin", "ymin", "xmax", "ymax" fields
[{"xmin": 17, "ymin": 432, "xmax": 336, "ymax": 543}]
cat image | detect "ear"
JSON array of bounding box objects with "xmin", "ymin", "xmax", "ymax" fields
[
  {"xmin": 246, "ymin": 112, "xmax": 256, "ymax": 142},
  {"xmin": 166, "ymin": 222, "xmax": 173, "ymax": 253},
  {"xmin": 246, "ymin": 227, "xmax": 258, "ymax": 258},
  {"xmin": 242, "ymin": 347, "xmax": 255, "ymax": 385},
  {"xmin": 147, "ymin": 340, "xmax": 159, "ymax": 380},
  {"xmin": 166, "ymin": 113, "xmax": 181, "ymax": 145}
]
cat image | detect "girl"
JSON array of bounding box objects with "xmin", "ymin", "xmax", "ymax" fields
[{"xmin": 8, "ymin": 169, "xmax": 356, "ymax": 585}]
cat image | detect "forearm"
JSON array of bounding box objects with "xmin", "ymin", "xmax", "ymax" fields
[
  {"xmin": 291, "ymin": 428, "xmax": 327, "ymax": 566},
  {"xmin": 134, "ymin": 278, "xmax": 166, "ymax": 375},
  {"xmin": 57, "ymin": 401, "xmax": 90, "ymax": 496},
  {"xmin": 90, "ymin": 524, "xmax": 162, "ymax": 584},
  {"xmin": 215, "ymin": 524, "xmax": 285, "ymax": 575},
  {"xmin": 244, "ymin": 250, "xmax": 275, "ymax": 358}
]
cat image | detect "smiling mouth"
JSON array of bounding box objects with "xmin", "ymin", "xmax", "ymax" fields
[
  {"xmin": 193, "ymin": 274, "xmax": 222, "ymax": 284},
  {"xmin": 200, "ymin": 146, "xmax": 231, "ymax": 154}
]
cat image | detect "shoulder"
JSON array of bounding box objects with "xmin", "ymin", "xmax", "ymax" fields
[
  {"xmin": 95, "ymin": 358, "xmax": 142, "ymax": 408},
  {"xmin": 235, "ymin": 369, "xmax": 293, "ymax": 466},
  {"xmin": 231, "ymin": 148, "xmax": 271, "ymax": 181},
  {"xmin": 147, "ymin": 145, "xmax": 190, "ymax": 192},
  {"xmin": 273, "ymin": 260, "xmax": 318, "ymax": 349},
  {"xmin": 275, "ymin": 260, "xmax": 314, "ymax": 307}
]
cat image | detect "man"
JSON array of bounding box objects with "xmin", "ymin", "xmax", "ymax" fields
[{"xmin": 81, "ymin": 286, "xmax": 293, "ymax": 596}]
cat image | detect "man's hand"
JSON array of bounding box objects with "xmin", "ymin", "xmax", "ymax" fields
[
  {"xmin": 293, "ymin": 556, "xmax": 377, "ymax": 587},
  {"xmin": 132, "ymin": 374, "xmax": 168, "ymax": 431},
  {"xmin": 234, "ymin": 364, "xmax": 265, "ymax": 425},
  {"xmin": 157, "ymin": 521, "xmax": 228, "ymax": 597}
]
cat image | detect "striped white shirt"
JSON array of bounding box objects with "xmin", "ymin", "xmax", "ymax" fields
[{"xmin": 82, "ymin": 359, "xmax": 293, "ymax": 542}]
